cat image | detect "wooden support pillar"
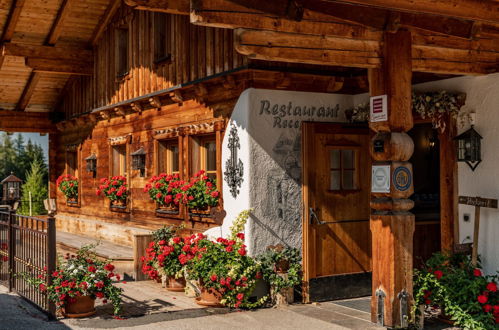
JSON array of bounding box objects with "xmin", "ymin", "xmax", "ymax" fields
[{"xmin": 369, "ymin": 30, "xmax": 415, "ymax": 328}]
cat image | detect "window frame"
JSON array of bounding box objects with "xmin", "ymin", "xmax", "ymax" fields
[
  {"xmin": 156, "ymin": 137, "xmax": 181, "ymax": 176},
  {"xmin": 153, "ymin": 12, "xmax": 172, "ymax": 65},
  {"xmin": 115, "ymin": 25, "xmax": 130, "ymax": 79},
  {"xmin": 326, "ymin": 145, "xmax": 361, "ymax": 193}
]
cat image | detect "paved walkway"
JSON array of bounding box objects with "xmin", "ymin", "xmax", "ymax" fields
[{"xmin": 0, "ymin": 281, "xmax": 458, "ymax": 330}]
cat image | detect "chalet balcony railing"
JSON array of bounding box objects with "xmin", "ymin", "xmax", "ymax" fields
[{"xmin": 0, "ymin": 210, "xmax": 56, "ymax": 317}]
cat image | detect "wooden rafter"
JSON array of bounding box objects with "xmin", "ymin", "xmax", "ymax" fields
[
  {"xmin": 25, "ymin": 58, "xmax": 93, "ymax": 75},
  {"xmin": 235, "ymin": 29, "xmax": 499, "ymax": 74},
  {"xmin": 0, "ymin": 110, "xmax": 55, "ymax": 133},
  {"xmin": 336, "ymin": 0, "xmax": 499, "ymax": 25},
  {"xmin": 16, "ymin": 0, "xmax": 75, "ymax": 111},
  {"xmin": 91, "ymin": 0, "xmax": 121, "ymax": 46},
  {"xmin": 46, "ymin": 0, "xmax": 74, "ymax": 46},
  {"xmin": 1, "ymin": 43, "xmax": 92, "ymax": 62},
  {"xmin": 124, "ymin": 0, "xmax": 189, "ymax": 15},
  {"xmin": 1, "ymin": 0, "xmax": 26, "ymax": 42}
]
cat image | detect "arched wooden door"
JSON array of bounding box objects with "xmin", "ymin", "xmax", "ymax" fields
[{"xmin": 302, "ymin": 122, "xmax": 372, "ymax": 302}]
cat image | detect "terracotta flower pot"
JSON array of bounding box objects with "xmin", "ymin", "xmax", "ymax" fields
[
  {"xmin": 195, "ymin": 286, "xmax": 223, "ymax": 307},
  {"xmin": 166, "ymin": 276, "xmax": 186, "ymax": 292},
  {"xmin": 63, "ymin": 296, "xmax": 96, "ymax": 318}
]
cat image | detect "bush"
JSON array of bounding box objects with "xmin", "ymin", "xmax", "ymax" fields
[{"xmin": 414, "ymin": 252, "xmax": 499, "ymax": 329}]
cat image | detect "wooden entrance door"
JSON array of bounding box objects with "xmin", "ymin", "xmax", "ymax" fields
[{"xmin": 302, "ymin": 122, "xmax": 372, "ymax": 302}]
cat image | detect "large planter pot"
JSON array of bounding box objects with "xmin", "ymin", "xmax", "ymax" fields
[
  {"xmin": 63, "ymin": 296, "xmax": 96, "ymax": 318},
  {"xmin": 166, "ymin": 275, "xmax": 186, "ymax": 292},
  {"xmin": 195, "ymin": 285, "xmax": 223, "ymax": 307}
]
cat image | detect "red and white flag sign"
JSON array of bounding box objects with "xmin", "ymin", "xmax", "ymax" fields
[{"xmin": 370, "ymin": 95, "xmax": 388, "ymax": 122}]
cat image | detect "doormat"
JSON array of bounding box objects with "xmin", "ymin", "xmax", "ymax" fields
[{"xmin": 332, "ymin": 296, "xmax": 371, "ymax": 313}]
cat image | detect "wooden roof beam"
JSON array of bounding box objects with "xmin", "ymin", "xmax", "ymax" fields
[
  {"xmin": 0, "ymin": 110, "xmax": 55, "ymax": 133},
  {"xmin": 46, "ymin": 0, "xmax": 74, "ymax": 45},
  {"xmin": 26, "ymin": 58, "xmax": 93, "ymax": 75},
  {"xmin": 336, "ymin": 0, "xmax": 499, "ymax": 26},
  {"xmin": 124, "ymin": 0, "xmax": 189, "ymax": 15},
  {"xmin": 2, "ymin": 43, "xmax": 92, "ymax": 62},
  {"xmin": 224, "ymin": 0, "xmax": 303, "ymax": 21},
  {"xmin": 235, "ymin": 29, "xmax": 499, "ymax": 75},
  {"xmin": 195, "ymin": 0, "xmax": 476, "ymax": 39},
  {"xmin": 91, "ymin": 0, "xmax": 121, "ymax": 46},
  {"xmin": 1, "ymin": 0, "xmax": 26, "ymax": 42},
  {"xmin": 16, "ymin": 72, "xmax": 41, "ymax": 111}
]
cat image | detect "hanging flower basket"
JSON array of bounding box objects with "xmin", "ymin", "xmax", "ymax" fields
[
  {"xmin": 56, "ymin": 174, "xmax": 79, "ymax": 206},
  {"xmin": 63, "ymin": 295, "xmax": 96, "ymax": 318}
]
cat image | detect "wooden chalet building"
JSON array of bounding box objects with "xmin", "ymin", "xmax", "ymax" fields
[{"xmin": 2, "ymin": 0, "xmax": 499, "ymax": 327}]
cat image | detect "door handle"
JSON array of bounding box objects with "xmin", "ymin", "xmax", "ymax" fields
[{"xmin": 309, "ymin": 207, "xmax": 325, "ymax": 225}]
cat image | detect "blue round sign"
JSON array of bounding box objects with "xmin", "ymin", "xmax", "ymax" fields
[{"xmin": 393, "ymin": 166, "xmax": 412, "ymax": 192}]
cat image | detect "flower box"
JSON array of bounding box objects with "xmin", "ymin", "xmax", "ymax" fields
[
  {"xmin": 155, "ymin": 203, "xmax": 183, "ymax": 219},
  {"xmin": 110, "ymin": 199, "xmax": 128, "ymax": 212},
  {"xmin": 66, "ymin": 196, "xmax": 79, "ymax": 207}
]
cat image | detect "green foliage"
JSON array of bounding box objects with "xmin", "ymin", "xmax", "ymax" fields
[
  {"xmin": 182, "ymin": 170, "xmax": 220, "ymax": 209},
  {"xmin": 18, "ymin": 160, "xmax": 48, "ymax": 215},
  {"xmin": 96, "ymin": 176, "xmax": 128, "ymax": 201},
  {"xmin": 257, "ymin": 246, "xmax": 302, "ymax": 292},
  {"xmin": 0, "ymin": 133, "xmax": 47, "ymax": 186},
  {"xmin": 56, "ymin": 174, "xmax": 78, "ymax": 199},
  {"xmin": 144, "ymin": 173, "xmax": 184, "ymax": 206},
  {"xmin": 21, "ymin": 244, "xmax": 123, "ymax": 316},
  {"xmin": 152, "ymin": 225, "xmax": 183, "ymax": 243},
  {"xmin": 413, "ymin": 252, "xmax": 499, "ymax": 329}
]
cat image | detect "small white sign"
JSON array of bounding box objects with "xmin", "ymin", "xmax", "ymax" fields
[
  {"xmin": 372, "ymin": 165, "xmax": 391, "ymax": 193},
  {"xmin": 370, "ymin": 95, "xmax": 388, "ymax": 122}
]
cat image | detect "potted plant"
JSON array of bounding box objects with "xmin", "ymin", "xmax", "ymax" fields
[
  {"xmin": 144, "ymin": 173, "xmax": 184, "ymax": 216},
  {"xmin": 96, "ymin": 176, "xmax": 128, "ymax": 210},
  {"xmin": 181, "ymin": 170, "xmax": 220, "ymax": 219},
  {"xmin": 187, "ymin": 210, "xmax": 267, "ymax": 308},
  {"xmin": 414, "ymin": 251, "xmax": 499, "ymax": 329},
  {"xmin": 142, "ymin": 225, "xmax": 193, "ymax": 292},
  {"xmin": 23, "ymin": 245, "xmax": 123, "ymax": 318},
  {"xmin": 257, "ymin": 245, "xmax": 302, "ymax": 305},
  {"xmin": 56, "ymin": 174, "xmax": 79, "ymax": 205}
]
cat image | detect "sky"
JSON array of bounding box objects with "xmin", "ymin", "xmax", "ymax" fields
[{"xmin": 19, "ymin": 133, "xmax": 49, "ymax": 160}]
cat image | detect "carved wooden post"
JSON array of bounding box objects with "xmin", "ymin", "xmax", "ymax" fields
[{"xmin": 369, "ymin": 30, "xmax": 415, "ymax": 328}]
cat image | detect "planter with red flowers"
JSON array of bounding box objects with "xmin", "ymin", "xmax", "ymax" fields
[
  {"xmin": 96, "ymin": 176, "xmax": 129, "ymax": 212},
  {"xmin": 56, "ymin": 174, "xmax": 79, "ymax": 206},
  {"xmin": 144, "ymin": 173, "xmax": 185, "ymax": 219},
  {"xmin": 181, "ymin": 170, "xmax": 221, "ymax": 221},
  {"xmin": 22, "ymin": 245, "xmax": 123, "ymax": 318},
  {"xmin": 186, "ymin": 210, "xmax": 267, "ymax": 308},
  {"xmin": 414, "ymin": 251, "xmax": 499, "ymax": 329}
]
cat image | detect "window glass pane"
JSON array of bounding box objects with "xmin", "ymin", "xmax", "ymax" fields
[
  {"xmin": 330, "ymin": 150, "xmax": 340, "ymax": 169},
  {"xmin": 343, "ymin": 170, "xmax": 355, "ymax": 190},
  {"xmin": 342, "ymin": 150, "xmax": 354, "ymax": 169},
  {"xmin": 67, "ymin": 152, "xmax": 77, "ymax": 176},
  {"xmin": 158, "ymin": 142, "xmax": 166, "ymax": 173},
  {"xmin": 205, "ymin": 141, "xmax": 216, "ymax": 171},
  {"xmin": 170, "ymin": 144, "xmax": 179, "ymax": 172},
  {"xmin": 112, "ymin": 147, "xmax": 120, "ymax": 176},
  {"xmin": 112, "ymin": 146, "xmax": 126, "ymax": 176},
  {"xmin": 330, "ymin": 170, "xmax": 340, "ymax": 190}
]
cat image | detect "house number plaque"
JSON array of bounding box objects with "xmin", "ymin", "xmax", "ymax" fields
[{"xmin": 224, "ymin": 124, "xmax": 244, "ymax": 198}]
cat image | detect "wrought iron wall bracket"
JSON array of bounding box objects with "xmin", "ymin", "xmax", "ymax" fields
[{"xmin": 224, "ymin": 124, "xmax": 244, "ymax": 198}]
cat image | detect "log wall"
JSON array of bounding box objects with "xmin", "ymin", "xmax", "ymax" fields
[{"xmin": 58, "ymin": 6, "xmax": 247, "ymax": 118}]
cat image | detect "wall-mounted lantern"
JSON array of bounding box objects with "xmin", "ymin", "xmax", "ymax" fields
[
  {"xmin": 131, "ymin": 147, "xmax": 146, "ymax": 177},
  {"xmin": 454, "ymin": 126, "xmax": 482, "ymax": 171},
  {"xmin": 85, "ymin": 154, "xmax": 97, "ymax": 177}
]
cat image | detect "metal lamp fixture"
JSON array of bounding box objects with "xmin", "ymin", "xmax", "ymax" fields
[
  {"xmin": 454, "ymin": 126, "xmax": 482, "ymax": 171},
  {"xmin": 131, "ymin": 147, "xmax": 146, "ymax": 177},
  {"xmin": 85, "ymin": 154, "xmax": 97, "ymax": 177}
]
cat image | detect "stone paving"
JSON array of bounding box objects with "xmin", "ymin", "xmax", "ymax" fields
[{"xmin": 0, "ymin": 281, "xmax": 460, "ymax": 330}]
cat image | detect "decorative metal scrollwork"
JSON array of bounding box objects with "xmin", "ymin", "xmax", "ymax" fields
[{"xmin": 224, "ymin": 124, "xmax": 244, "ymax": 198}]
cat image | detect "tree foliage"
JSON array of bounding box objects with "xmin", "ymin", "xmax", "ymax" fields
[
  {"xmin": 0, "ymin": 132, "xmax": 48, "ymax": 201},
  {"xmin": 18, "ymin": 160, "xmax": 48, "ymax": 215}
]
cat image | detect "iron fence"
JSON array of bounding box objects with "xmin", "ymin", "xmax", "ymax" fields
[{"xmin": 0, "ymin": 210, "xmax": 56, "ymax": 317}]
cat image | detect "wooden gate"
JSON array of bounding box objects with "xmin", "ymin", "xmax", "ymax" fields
[
  {"xmin": 302, "ymin": 122, "xmax": 372, "ymax": 302},
  {"xmin": 0, "ymin": 210, "xmax": 56, "ymax": 316}
]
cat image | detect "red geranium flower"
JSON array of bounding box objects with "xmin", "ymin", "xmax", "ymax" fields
[
  {"xmin": 474, "ymin": 269, "xmax": 482, "ymax": 277},
  {"xmin": 226, "ymin": 246, "xmax": 233, "ymax": 253},
  {"xmin": 236, "ymin": 293, "xmax": 244, "ymax": 301},
  {"xmin": 88, "ymin": 266, "xmax": 96, "ymax": 273},
  {"xmin": 104, "ymin": 263, "xmax": 115, "ymax": 272},
  {"xmin": 236, "ymin": 233, "xmax": 245, "ymax": 240},
  {"xmin": 478, "ymin": 295, "xmax": 488, "ymax": 304},
  {"xmin": 425, "ymin": 299, "xmax": 432, "ymax": 305},
  {"xmin": 487, "ymin": 282, "xmax": 498, "ymax": 292},
  {"xmin": 237, "ymin": 247, "xmax": 246, "ymax": 256},
  {"xmin": 210, "ymin": 274, "xmax": 217, "ymax": 282},
  {"xmin": 433, "ymin": 270, "xmax": 443, "ymax": 279},
  {"xmin": 484, "ymin": 304, "xmax": 493, "ymax": 313},
  {"xmin": 96, "ymin": 292, "xmax": 105, "ymax": 299}
]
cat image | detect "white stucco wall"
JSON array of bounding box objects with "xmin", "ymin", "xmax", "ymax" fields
[{"xmin": 210, "ymin": 88, "xmax": 352, "ymax": 255}]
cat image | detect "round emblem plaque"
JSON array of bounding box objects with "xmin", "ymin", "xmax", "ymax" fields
[{"xmin": 393, "ymin": 166, "xmax": 412, "ymax": 192}]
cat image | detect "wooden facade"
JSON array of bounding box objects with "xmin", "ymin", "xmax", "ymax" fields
[{"xmin": 2, "ymin": 0, "xmax": 499, "ymax": 327}]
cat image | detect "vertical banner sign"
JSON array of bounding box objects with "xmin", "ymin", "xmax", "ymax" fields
[
  {"xmin": 370, "ymin": 95, "xmax": 388, "ymax": 122},
  {"xmin": 372, "ymin": 165, "xmax": 391, "ymax": 193}
]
